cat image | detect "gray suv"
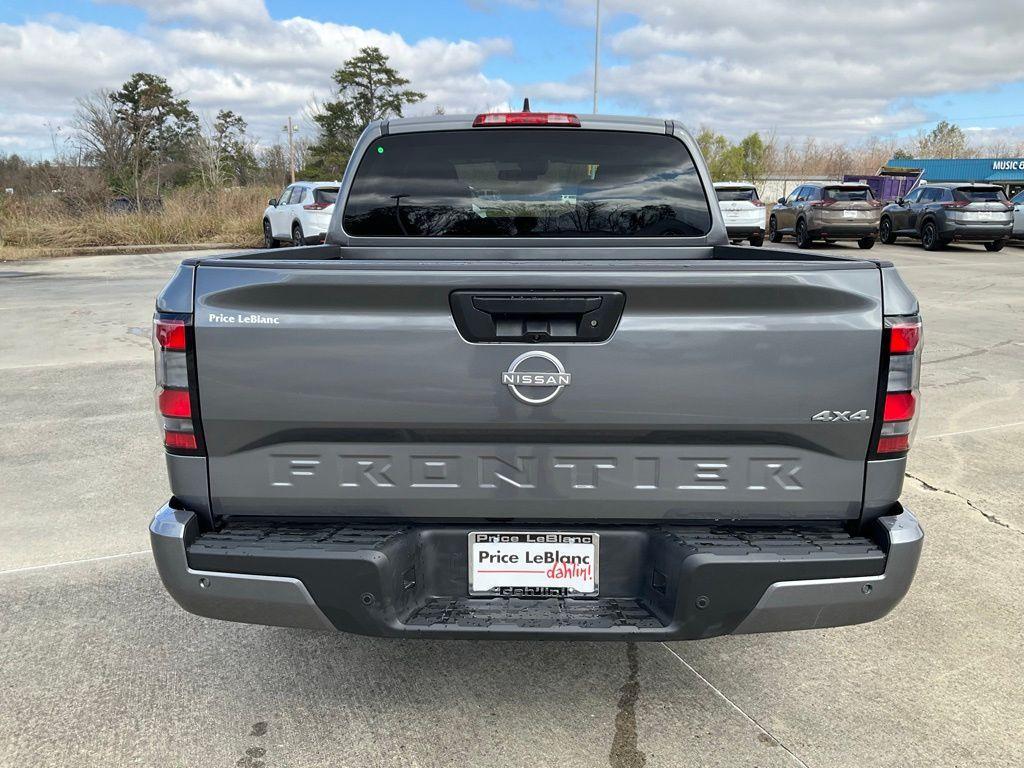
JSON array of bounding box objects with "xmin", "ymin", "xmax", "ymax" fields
[
  {"xmin": 879, "ymin": 183, "xmax": 1013, "ymax": 251},
  {"xmin": 768, "ymin": 182, "xmax": 880, "ymax": 249}
]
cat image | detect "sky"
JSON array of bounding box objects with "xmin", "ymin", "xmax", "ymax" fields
[{"xmin": 2, "ymin": 0, "xmax": 1024, "ymax": 157}]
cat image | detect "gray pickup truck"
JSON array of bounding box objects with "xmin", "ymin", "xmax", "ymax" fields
[{"xmin": 150, "ymin": 111, "xmax": 923, "ymax": 640}]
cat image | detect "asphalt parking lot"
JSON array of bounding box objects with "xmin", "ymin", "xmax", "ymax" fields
[{"xmin": 2, "ymin": 241, "xmax": 1022, "ymax": 768}]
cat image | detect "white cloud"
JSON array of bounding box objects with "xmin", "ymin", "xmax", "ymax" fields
[
  {"xmin": 556, "ymin": 0, "xmax": 1024, "ymax": 140},
  {"xmin": 99, "ymin": 0, "xmax": 270, "ymax": 27},
  {"xmin": 0, "ymin": 4, "xmax": 513, "ymax": 155},
  {"xmin": 4, "ymin": 0, "xmax": 1024, "ymax": 155}
]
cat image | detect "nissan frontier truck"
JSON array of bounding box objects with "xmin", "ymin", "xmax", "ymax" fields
[{"xmin": 150, "ymin": 111, "xmax": 923, "ymax": 639}]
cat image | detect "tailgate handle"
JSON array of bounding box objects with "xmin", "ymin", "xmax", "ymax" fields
[{"xmin": 450, "ymin": 291, "xmax": 625, "ymax": 343}]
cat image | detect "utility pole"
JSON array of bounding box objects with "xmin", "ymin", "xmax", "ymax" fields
[
  {"xmin": 283, "ymin": 116, "xmax": 297, "ymax": 183},
  {"xmin": 592, "ymin": 0, "xmax": 601, "ymax": 114}
]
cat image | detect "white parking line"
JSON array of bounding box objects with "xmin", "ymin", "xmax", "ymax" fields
[
  {"xmin": 920, "ymin": 420, "xmax": 1024, "ymax": 440},
  {"xmin": 660, "ymin": 643, "xmax": 811, "ymax": 768},
  {"xmin": 0, "ymin": 550, "xmax": 149, "ymax": 577}
]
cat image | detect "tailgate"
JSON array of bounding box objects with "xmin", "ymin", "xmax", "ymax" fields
[{"xmin": 193, "ymin": 259, "xmax": 882, "ymax": 521}]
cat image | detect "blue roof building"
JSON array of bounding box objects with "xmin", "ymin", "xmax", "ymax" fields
[{"xmin": 883, "ymin": 157, "xmax": 1024, "ymax": 186}]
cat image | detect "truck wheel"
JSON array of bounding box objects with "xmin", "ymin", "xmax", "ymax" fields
[
  {"xmin": 292, "ymin": 222, "xmax": 305, "ymax": 246},
  {"xmin": 857, "ymin": 236, "xmax": 876, "ymax": 250},
  {"xmin": 263, "ymin": 220, "xmax": 278, "ymax": 249},
  {"xmin": 768, "ymin": 217, "xmax": 783, "ymax": 243},
  {"xmin": 985, "ymin": 240, "xmax": 1005, "ymax": 252},
  {"xmin": 879, "ymin": 217, "xmax": 897, "ymax": 244},
  {"xmin": 921, "ymin": 221, "xmax": 944, "ymax": 251},
  {"xmin": 749, "ymin": 232, "xmax": 764, "ymax": 247},
  {"xmin": 796, "ymin": 220, "xmax": 813, "ymax": 249}
]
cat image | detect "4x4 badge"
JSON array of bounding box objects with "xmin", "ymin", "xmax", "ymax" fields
[{"xmin": 811, "ymin": 409, "xmax": 870, "ymax": 422}]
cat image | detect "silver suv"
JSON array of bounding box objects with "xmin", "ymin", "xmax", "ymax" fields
[
  {"xmin": 1007, "ymin": 188, "xmax": 1022, "ymax": 242},
  {"xmin": 768, "ymin": 182, "xmax": 881, "ymax": 249}
]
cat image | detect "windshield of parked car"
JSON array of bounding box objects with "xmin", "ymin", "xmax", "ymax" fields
[
  {"xmin": 823, "ymin": 186, "xmax": 873, "ymax": 202},
  {"xmin": 954, "ymin": 187, "xmax": 1008, "ymax": 203},
  {"xmin": 715, "ymin": 188, "xmax": 759, "ymax": 202},
  {"xmin": 343, "ymin": 130, "xmax": 712, "ymax": 238},
  {"xmin": 314, "ymin": 188, "xmax": 339, "ymax": 205}
]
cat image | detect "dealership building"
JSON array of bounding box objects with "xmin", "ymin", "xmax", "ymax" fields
[{"xmin": 881, "ymin": 157, "xmax": 1024, "ymax": 197}]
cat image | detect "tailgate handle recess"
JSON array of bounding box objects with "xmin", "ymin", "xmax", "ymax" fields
[{"xmin": 450, "ymin": 290, "xmax": 625, "ymax": 343}]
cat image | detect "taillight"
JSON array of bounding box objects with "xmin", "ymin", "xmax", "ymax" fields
[
  {"xmin": 472, "ymin": 112, "xmax": 581, "ymax": 127},
  {"xmin": 874, "ymin": 315, "xmax": 922, "ymax": 457},
  {"xmin": 154, "ymin": 317, "xmax": 186, "ymax": 350},
  {"xmin": 153, "ymin": 312, "xmax": 204, "ymax": 455},
  {"xmin": 942, "ymin": 200, "xmax": 969, "ymax": 209},
  {"xmin": 810, "ymin": 199, "xmax": 836, "ymax": 208},
  {"xmin": 752, "ymin": 199, "xmax": 765, "ymax": 207},
  {"xmin": 304, "ymin": 202, "xmax": 331, "ymax": 211}
]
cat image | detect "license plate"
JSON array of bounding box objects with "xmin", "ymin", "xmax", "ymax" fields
[
  {"xmin": 843, "ymin": 209, "xmax": 859, "ymax": 218},
  {"xmin": 967, "ymin": 211, "xmax": 997, "ymax": 220},
  {"xmin": 468, "ymin": 532, "xmax": 598, "ymax": 597}
]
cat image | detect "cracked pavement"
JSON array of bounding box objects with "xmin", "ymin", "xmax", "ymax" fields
[{"xmin": 2, "ymin": 243, "xmax": 1023, "ymax": 767}]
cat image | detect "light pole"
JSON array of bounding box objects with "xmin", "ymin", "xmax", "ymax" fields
[
  {"xmin": 283, "ymin": 116, "xmax": 298, "ymax": 183},
  {"xmin": 592, "ymin": 0, "xmax": 601, "ymax": 114}
]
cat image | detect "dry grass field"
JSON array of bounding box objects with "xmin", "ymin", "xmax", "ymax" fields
[{"xmin": 0, "ymin": 186, "xmax": 274, "ymax": 259}]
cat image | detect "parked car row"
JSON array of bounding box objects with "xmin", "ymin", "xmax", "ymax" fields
[
  {"xmin": 714, "ymin": 180, "xmax": 1019, "ymax": 251},
  {"xmin": 276, "ymin": 177, "xmax": 1020, "ymax": 253}
]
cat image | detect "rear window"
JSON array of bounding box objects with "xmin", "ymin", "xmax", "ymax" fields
[
  {"xmin": 715, "ymin": 187, "xmax": 759, "ymax": 202},
  {"xmin": 954, "ymin": 187, "xmax": 1008, "ymax": 203},
  {"xmin": 824, "ymin": 186, "xmax": 873, "ymax": 202},
  {"xmin": 342, "ymin": 130, "xmax": 711, "ymax": 238},
  {"xmin": 314, "ymin": 188, "xmax": 339, "ymax": 205}
]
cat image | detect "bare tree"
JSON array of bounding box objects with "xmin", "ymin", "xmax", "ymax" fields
[
  {"xmin": 73, "ymin": 89, "xmax": 133, "ymax": 196},
  {"xmin": 191, "ymin": 110, "xmax": 254, "ymax": 189}
]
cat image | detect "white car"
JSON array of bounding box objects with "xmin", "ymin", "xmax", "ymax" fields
[
  {"xmin": 262, "ymin": 181, "xmax": 339, "ymax": 247},
  {"xmin": 713, "ymin": 182, "xmax": 766, "ymax": 246}
]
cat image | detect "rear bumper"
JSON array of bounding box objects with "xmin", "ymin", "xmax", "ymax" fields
[
  {"xmin": 150, "ymin": 503, "xmax": 923, "ymax": 640},
  {"xmin": 725, "ymin": 224, "xmax": 764, "ymax": 239},
  {"xmin": 938, "ymin": 221, "xmax": 1012, "ymax": 241},
  {"xmin": 808, "ymin": 222, "xmax": 878, "ymax": 239}
]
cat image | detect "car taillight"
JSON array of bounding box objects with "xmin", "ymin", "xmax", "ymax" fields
[
  {"xmin": 752, "ymin": 199, "xmax": 765, "ymax": 207},
  {"xmin": 810, "ymin": 199, "xmax": 836, "ymax": 208},
  {"xmin": 942, "ymin": 200, "xmax": 969, "ymax": 209},
  {"xmin": 472, "ymin": 112, "xmax": 581, "ymax": 127},
  {"xmin": 874, "ymin": 315, "xmax": 922, "ymax": 457},
  {"xmin": 304, "ymin": 202, "xmax": 331, "ymax": 210},
  {"xmin": 153, "ymin": 312, "xmax": 204, "ymax": 455}
]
